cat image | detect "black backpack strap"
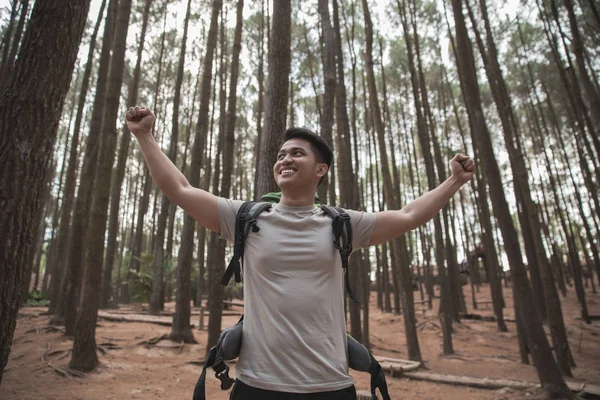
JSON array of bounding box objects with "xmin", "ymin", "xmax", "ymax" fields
[
  {"xmin": 221, "ymin": 202, "xmax": 272, "ymax": 286},
  {"xmin": 369, "ymin": 354, "xmax": 391, "ymax": 400},
  {"xmin": 321, "ymin": 205, "xmax": 359, "ymax": 303},
  {"xmin": 192, "ymin": 315, "xmax": 244, "ymax": 400}
]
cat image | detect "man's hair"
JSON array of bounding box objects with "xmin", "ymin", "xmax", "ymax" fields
[{"xmin": 283, "ymin": 127, "xmax": 334, "ymax": 168}]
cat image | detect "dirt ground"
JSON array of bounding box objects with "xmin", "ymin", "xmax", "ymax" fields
[{"xmin": 2, "ymin": 283, "xmax": 599, "ymax": 400}]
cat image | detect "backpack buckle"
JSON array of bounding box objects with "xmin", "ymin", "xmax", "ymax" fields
[
  {"xmin": 248, "ymin": 218, "xmax": 260, "ymax": 232},
  {"xmin": 213, "ymin": 358, "xmax": 234, "ymax": 390}
]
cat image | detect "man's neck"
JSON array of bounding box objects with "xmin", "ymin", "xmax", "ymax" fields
[{"xmin": 279, "ymin": 190, "xmax": 316, "ymax": 207}]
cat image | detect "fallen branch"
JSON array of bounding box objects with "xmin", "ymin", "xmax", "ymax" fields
[
  {"xmin": 375, "ymin": 356, "xmax": 421, "ymax": 377},
  {"xmin": 98, "ymin": 311, "xmax": 195, "ymax": 328},
  {"xmin": 402, "ymin": 371, "xmax": 535, "ymax": 390},
  {"xmin": 460, "ymin": 313, "xmax": 496, "ymax": 322}
]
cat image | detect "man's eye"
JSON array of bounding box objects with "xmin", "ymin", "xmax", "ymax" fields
[
  {"xmin": 277, "ymin": 154, "xmax": 284, "ymax": 160},
  {"xmin": 294, "ymin": 151, "xmax": 302, "ymax": 156}
]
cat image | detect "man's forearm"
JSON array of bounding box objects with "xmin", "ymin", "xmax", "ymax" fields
[
  {"xmin": 136, "ymin": 133, "xmax": 191, "ymax": 199},
  {"xmin": 400, "ymin": 176, "xmax": 462, "ymax": 229}
]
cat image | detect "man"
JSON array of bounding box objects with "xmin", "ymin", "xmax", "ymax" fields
[{"xmin": 125, "ymin": 106, "xmax": 474, "ymax": 399}]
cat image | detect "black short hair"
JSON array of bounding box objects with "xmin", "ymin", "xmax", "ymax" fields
[{"xmin": 283, "ymin": 127, "xmax": 334, "ymax": 168}]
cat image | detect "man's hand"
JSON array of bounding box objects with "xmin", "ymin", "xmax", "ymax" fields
[
  {"xmin": 450, "ymin": 154, "xmax": 475, "ymax": 184},
  {"xmin": 126, "ymin": 106, "xmax": 156, "ymax": 137}
]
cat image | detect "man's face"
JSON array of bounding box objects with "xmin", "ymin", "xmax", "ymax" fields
[{"xmin": 273, "ymin": 138, "xmax": 328, "ymax": 190}]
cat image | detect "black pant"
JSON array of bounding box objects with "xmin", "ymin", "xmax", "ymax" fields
[{"xmin": 229, "ymin": 379, "xmax": 357, "ymax": 400}]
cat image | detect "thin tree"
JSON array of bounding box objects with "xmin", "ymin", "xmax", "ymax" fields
[
  {"xmin": 171, "ymin": 0, "xmax": 222, "ymax": 343},
  {"xmin": 252, "ymin": 0, "xmax": 266, "ymax": 199},
  {"xmin": 362, "ymin": 0, "xmax": 422, "ymax": 363},
  {"xmin": 57, "ymin": 0, "xmax": 117, "ymax": 334},
  {"xmin": 449, "ymin": 0, "xmax": 571, "ymax": 396},
  {"xmin": 47, "ymin": 0, "xmax": 107, "ymax": 314},
  {"xmin": 101, "ymin": 0, "xmax": 152, "ymax": 309},
  {"xmin": 70, "ymin": 0, "xmax": 132, "ymax": 372},
  {"xmin": 256, "ymin": 0, "xmax": 292, "ymax": 196},
  {"xmin": 150, "ymin": 0, "xmax": 191, "ymax": 315},
  {"xmin": 0, "ymin": 0, "xmax": 29, "ymax": 90},
  {"xmin": 207, "ymin": 0, "xmax": 246, "ymax": 352}
]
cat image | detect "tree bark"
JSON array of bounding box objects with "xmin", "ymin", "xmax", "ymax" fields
[
  {"xmin": 252, "ymin": 0, "xmax": 266, "ymax": 200},
  {"xmin": 256, "ymin": 0, "xmax": 291, "ymax": 197},
  {"xmin": 58, "ymin": 0, "xmax": 117, "ymax": 334},
  {"xmin": 171, "ymin": 0, "xmax": 222, "ymax": 344},
  {"xmin": 70, "ymin": 0, "xmax": 132, "ymax": 372},
  {"xmin": 206, "ymin": 0, "xmax": 244, "ymax": 352},
  {"xmin": 0, "ymin": 0, "xmax": 90, "ymax": 382},
  {"xmin": 101, "ymin": 0, "xmax": 152, "ymax": 309},
  {"xmin": 362, "ymin": 0, "xmax": 422, "ymax": 363},
  {"xmin": 46, "ymin": 0, "xmax": 107, "ymax": 314},
  {"xmin": 149, "ymin": 0, "xmax": 190, "ymax": 315},
  {"xmin": 0, "ymin": 0, "xmax": 27, "ymax": 90}
]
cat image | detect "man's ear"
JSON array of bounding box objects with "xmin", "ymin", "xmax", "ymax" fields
[{"xmin": 317, "ymin": 164, "xmax": 328, "ymax": 177}]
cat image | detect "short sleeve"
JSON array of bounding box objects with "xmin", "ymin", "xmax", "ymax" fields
[
  {"xmin": 216, "ymin": 197, "xmax": 244, "ymax": 242},
  {"xmin": 342, "ymin": 208, "xmax": 376, "ymax": 251}
]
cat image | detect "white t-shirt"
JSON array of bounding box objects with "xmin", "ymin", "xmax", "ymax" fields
[{"xmin": 217, "ymin": 198, "xmax": 376, "ymax": 393}]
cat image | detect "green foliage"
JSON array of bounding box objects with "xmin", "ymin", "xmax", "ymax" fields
[
  {"xmin": 130, "ymin": 252, "xmax": 155, "ymax": 303},
  {"xmin": 27, "ymin": 291, "xmax": 49, "ymax": 307}
]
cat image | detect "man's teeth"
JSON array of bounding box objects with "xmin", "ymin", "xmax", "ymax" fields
[{"xmin": 281, "ymin": 169, "xmax": 295, "ymax": 175}]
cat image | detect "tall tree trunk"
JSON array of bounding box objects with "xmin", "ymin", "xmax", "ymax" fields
[
  {"xmin": 0, "ymin": 0, "xmax": 18, "ymax": 81},
  {"xmin": 59, "ymin": 0, "xmax": 117, "ymax": 334},
  {"xmin": 400, "ymin": 0, "xmax": 456, "ymax": 351},
  {"xmin": 449, "ymin": 0, "xmax": 571, "ymax": 396},
  {"xmin": 333, "ymin": 0, "xmax": 364, "ymax": 342},
  {"xmin": 470, "ymin": 0, "xmax": 575, "ymax": 374},
  {"xmin": 0, "ymin": 0, "xmax": 28, "ymax": 90},
  {"xmin": 252, "ymin": 0, "xmax": 266, "ymax": 200},
  {"xmin": 444, "ymin": 12, "xmax": 507, "ymax": 330},
  {"xmin": 0, "ymin": 0, "xmax": 90, "ymax": 382},
  {"xmin": 317, "ymin": 0, "xmax": 335, "ymax": 205},
  {"xmin": 70, "ymin": 0, "xmax": 132, "ymax": 372},
  {"xmin": 171, "ymin": 0, "xmax": 222, "ymax": 344},
  {"xmin": 101, "ymin": 0, "xmax": 152, "ymax": 309},
  {"xmin": 563, "ymin": 0, "xmax": 600, "ymax": 156},
  {"xmin": 361, "ymin": 0, "xmax": 422, "ymax": 363},
  {"xmin": 256, "ymin": 0, "xmax": 292, "ymax": 197},
  {"xmin": 0, "ymin": 0, "xmax": 29, "ymax": 89},
  {"xmin": 47, "ymin": 0, "xmax": 107, "ymax": 315},
  {"xmin": 206, "ymin": 0, "xmax": 244, "ymax": 352},
  {"xmin": 23, "ymin": 159, "xmax": 55, "ymax": 302},
  {"xmin": 150, "ymin": 0, "xmax": 191, "ymax": 315}
]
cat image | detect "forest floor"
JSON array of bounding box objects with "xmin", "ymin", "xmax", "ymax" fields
[{"xmin": 2, "ymin": 283, "xmax": 600, "ymax": 400}]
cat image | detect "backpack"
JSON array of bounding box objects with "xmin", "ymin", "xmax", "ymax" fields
[{"xmin": 192, "ymin": 198, "xmax": 391, "ymax": 400}]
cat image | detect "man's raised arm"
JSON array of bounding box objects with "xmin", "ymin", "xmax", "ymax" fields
[
  {"xmin": 369, "ymin": 154, "xmax": 475, "ymax": 246},
  {"xmin": 126, "ymin": 106, "xmax": 220, "ymax": 233}
]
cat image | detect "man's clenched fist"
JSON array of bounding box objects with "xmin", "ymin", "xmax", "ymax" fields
[
  {"xmin": 125, "ymin": 106, "xmax": 155, "ymax": 137},
  {"xmin": 450, "ymin": 154, "xmax": 475, "ymax": 184}
]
